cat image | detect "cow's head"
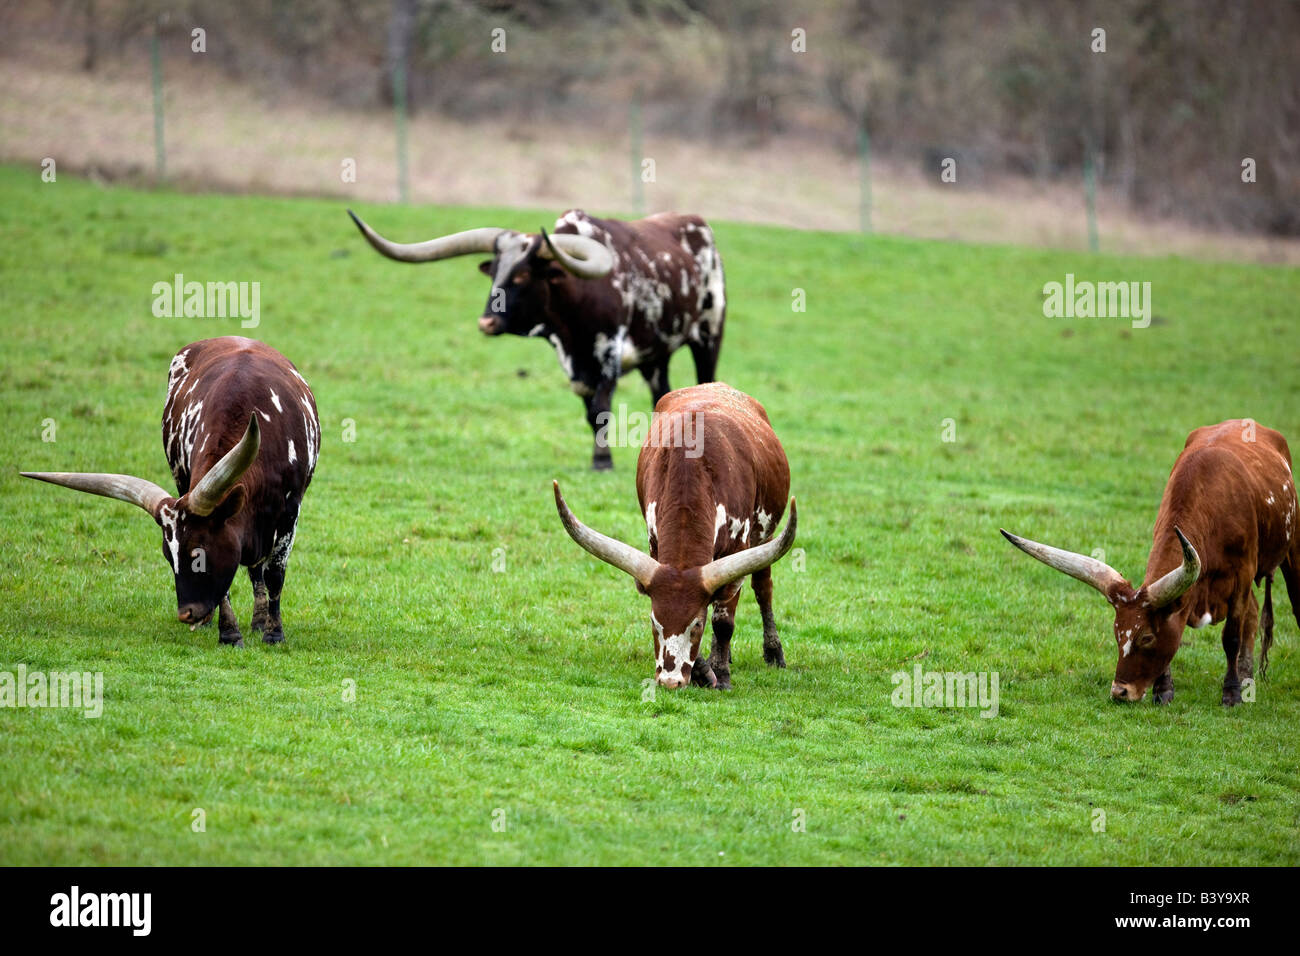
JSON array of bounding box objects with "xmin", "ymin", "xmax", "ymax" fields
[
  {"xmin": 554, "ymin": 481, "xmax": 797, "ymax": 689},
  {"xmin": 1000, "ymin": 527, "xmax": 1201, "ymax": 702},
  {"xmin": 348, "ymin": 211, "xmax": 613, "ymax": 336},
  {"xmin": 23, "ymin": 416, "xmax": 260, "ymax": 630}
]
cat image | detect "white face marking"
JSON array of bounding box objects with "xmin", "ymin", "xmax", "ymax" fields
[
  {"xmin": 653, "ymin": 613, "xmax": 701, "ymax": 686},
  {"xmin": 491, "ymin": 234, "xmax": 532, "ymax": 290},
  {"xmin": 645, "ymin": 501, "xmax": 657, "ymax": 542},
  {"xmin": 269, "ymin": 388, "xmax": 282, "ymax": 413},
  {"xmin": 159, "ymin": 504, "xmax": 182, "ymax": 573},
  {"xmin": 1122, "ymin": 639, "xmax": 1132, "ymax": 658}
]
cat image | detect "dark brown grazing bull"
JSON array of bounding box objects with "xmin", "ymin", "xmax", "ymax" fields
[
  {"xmin": 350, "ymin": 208, "xmax": 726, "ymax": 470},
  {"xmin": 554, "ymin": 382, "xmax": 796, "ymax": 689},
  {"xmin": 1002, "ymin": 419, "xmax": 1299, "ymax": 705},
  {"xmin": 22, "ymin": 337, "xmax": 320, "ymax": 646}
]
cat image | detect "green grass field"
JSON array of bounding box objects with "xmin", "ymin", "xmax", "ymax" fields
[{"xmin": 1, "ymin": 164, "xmax": 1297, "ymax": 865}]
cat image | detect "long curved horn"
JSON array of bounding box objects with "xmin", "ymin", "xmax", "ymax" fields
[
  {"xmin": 21, "ymin": 471, "xmax": 171, "ymax": 517},
  {"xmin": 553, "ymin": 480, "xmax": 659, "ymax": 588},
  {"xmin": 539, "ymin": 227, "xmax": 614, "ymax": 279},
  {"xmin": 186, "ymin": 415, "xmax": 260, "ymax": 517},
  {"xmin": 1145, "ymin": 526, "xmax": 1201, "ymax": 608},
  {"xmin": 349, "ymin": 210, "xmax": 508, "ymax": 263},
  {"xmin": 699, "ymin": 499, "xmax": 798, "ymax": 594},
  {"xmin": 1000, "ymin": 528, "xmax": 1129, "ymax": 599}
]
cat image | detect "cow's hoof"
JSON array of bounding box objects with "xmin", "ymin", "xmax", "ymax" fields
[
  {"xmin": 1153, "ymin": 688, "xmax": 1175, "ymax": 705},
  {"xmin": 249, "ymin": 615, "xmax": 268, "ymax": 635},
  {"xmin": 1221, "ymin": 686, "xmax": 1242, "ymax": 707},
  {"xmin": 763, "ymin": 646, "xmax": 786, "ymax": 668},
  {"xmin": 220, "ymin": 636, "xmax": 245, "ymax": 649},
  {"xmin": 591, "ymin": 458, "xmax": 614, "ymax": 472},
  {"xmin": 713, "ymin": 672, "xmax": 732, "ymax": 691},
  {"xmin": 262, "ymin": 629, "xmax": 285, "ymax": 645},
  {"xmin": 219, "ymin": 627, "xmax": 244, "ymax": 647},
  {"xmin": 690, "ymin": 659, "xmax": 717, "ymax": 688}
]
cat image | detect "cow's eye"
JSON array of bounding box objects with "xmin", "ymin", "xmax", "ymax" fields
[{"xmin": 1137, "ymin": 632, "xmax": 1156, "ymax": 648}]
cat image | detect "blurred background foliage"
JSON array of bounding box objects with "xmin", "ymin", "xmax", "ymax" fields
[{"xmin": 4, "ymin": 0, "xmax": 1298, "ymax": 236}]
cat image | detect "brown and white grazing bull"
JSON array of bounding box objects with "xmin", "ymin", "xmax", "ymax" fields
[
  {"xmin": 349, "ymin": 208, "xmax": 726, "ymax": 470},
  {"xmin": 1002, "ymin": 419, "xmax": 1299, "ymax": 706},
  {"xmin": 22, "ymin": 337, "xmax": 320, "ymax": 646},
  {"xmin": 554, "ymin": 382, "xmax": 796, "ymax": 689}
]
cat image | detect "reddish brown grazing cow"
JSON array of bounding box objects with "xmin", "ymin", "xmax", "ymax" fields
[
  {"xmin": 1002, "ymin": 419, "xmax": 1299, "ymax": 705},
  {"xmin": 554, "ymin": 382, "xmax": 796, "ymax": 689},
  {"xmin": 22, "ymin": 337, "xmax": 320, "ymax": 646}
]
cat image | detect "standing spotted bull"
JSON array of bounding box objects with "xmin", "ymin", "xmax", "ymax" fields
[
  {"xmin": 554, "ymin": 382, "xmax": 796, "ymax": 689},
  {"xmin": 349, "ymin": 208, "xmax": 726, "ymax": 470},
  {"xmin": 22, "ymin": 337, "xmax": 320, "ymax": 646},
  {"xmin": 1002, "ymin": 419, "xmax": 1300, "ymax": 705}
]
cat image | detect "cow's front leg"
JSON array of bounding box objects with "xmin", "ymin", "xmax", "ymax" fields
[
  {"xmin": 583, "ymin": 379, "xmax": 617, "ymax": 471},
  {"xmin": 1221, "ymin": 595, "xmax": 1257, "ymax": 706},
  {"xmin": 639, "ymin": 359, "xmax": 671, "ymax": 407},
  {"xmin": 707, "ymin": 585, "xmax": 743, "ymax": 690},
  {"xmin": 217, "ymin": 593, "xmax": 244, "ymax": 648},
  {"xmin": 752, "ymin": 566, "xmax": 786, "ymax": 667},
  {"xmin": 1152, "ymin": 669, "xmax": 1174, "ymax": 704},
  {"xmin": 248, "ymin": 564, "xmax": 270, "ymax": 635},
  {"xmin": 261, "ymin": 560, "xmax": 288, "ymax": 645}
]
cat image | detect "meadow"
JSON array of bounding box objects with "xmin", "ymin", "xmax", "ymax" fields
[{"xmin": 0, "ymin": 164, "xmax": 1297, "ymax": 865}]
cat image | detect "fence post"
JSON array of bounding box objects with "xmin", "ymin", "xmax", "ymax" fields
[
  {"xmin": 393, "ymin": 48, "xmax": 409, "ymax": 204},
  {"xmin": 151, "ymin": 17, "xmax": 165, "ymax": 180},
  {"xmin": 1083, "ymin": 143, "xmax": 1099, "ymax": 253},
  {"xmin": 630, "ymin": 90, "xmax": 645, "ymax": 215},
  {"xmin": 858, "ymin": 122, "xmax": 872, "ymax": 234}
]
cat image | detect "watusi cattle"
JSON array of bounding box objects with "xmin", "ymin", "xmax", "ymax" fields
[
  {"xmin": 554, "ymin": 382, "xmax": 796, "ymax": 689},
  {"xmin": 22, "ymin": 337, "xmax": 320, "ymax": 646},
  {"xmin": 1002, "ymin": 419, "xmax": 1299, "ymax": 705},
  {"xmin": 349, "ymin": 207, "xmax": 727, "ymax": 470}
]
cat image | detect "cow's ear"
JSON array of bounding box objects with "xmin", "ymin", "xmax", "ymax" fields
[
  {"xmin": 478, "ymin": 260, "xmax": 494, "ymax": 276},
  {"xmin": 210, "ymin": 485, "xmax": 248, "ymax": 523}
]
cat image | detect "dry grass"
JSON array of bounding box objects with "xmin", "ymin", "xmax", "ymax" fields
[{"xmin": 4, "ymin": 38, "xmax": 1298, "ymax": 265}]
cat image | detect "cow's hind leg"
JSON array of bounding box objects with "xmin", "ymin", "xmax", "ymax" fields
[
  {"xmin": 705, "ymin": 585, "xmax": 743, "ymax": 690},
  {"xmin": 1221, "ymin": 593, "xmax": 1257, "ymax": 706},
  {"xmin": 248, "ymin": 564, "xmax": 270, "ymax": 635},
  {"xmin": 752, "ymin": 566, "xmax": 786, "ymax": 668},
  {"xmin": 217, "ymin": 593, "xmax": 244, "ymax": 648},
  {"xmin": 689, "ymin": 337, "xmax": 719, "ymax": 384}
]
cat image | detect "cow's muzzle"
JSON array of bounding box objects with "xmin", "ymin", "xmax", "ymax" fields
[
  {"xmin": 178, "ymin": 603, "xmax": 214, "ymax": 628},
  {"xmin": 478, "ymin": 315, "xmax": 505, "ymax": 335},
  {"xmin": 1110, "ymin": 681, "xmax": 1144, "ymax": 702}
]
